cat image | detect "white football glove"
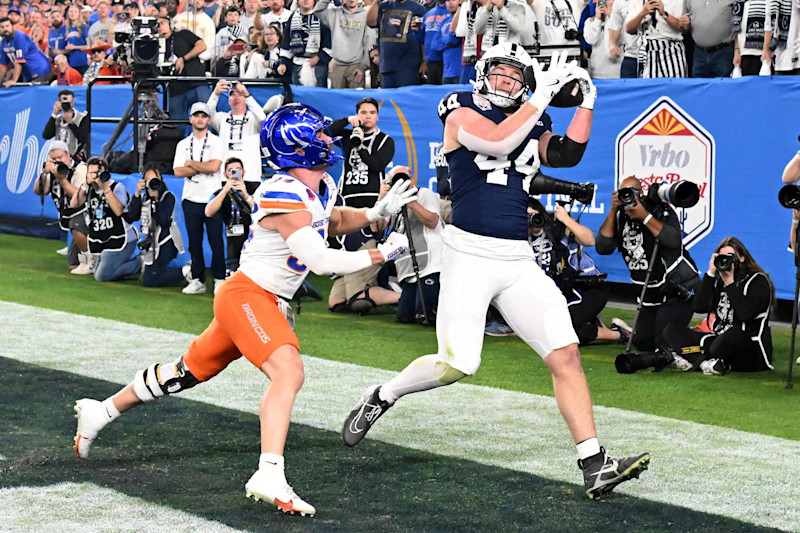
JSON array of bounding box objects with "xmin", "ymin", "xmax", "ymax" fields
[
  {"xmin": 568, "ymin": 65, "xmax": 597, "ymax": 111},
  {"xmin": 529, "ymin": 51, "xmax": 578, "ymax": 111},
  {"xmin": 377, "ymin": 231, "xmax": 409, "ymax": 262},
  {"xmin": 365, "ymin": 179, "xmax": 418, "ymax": 222}
]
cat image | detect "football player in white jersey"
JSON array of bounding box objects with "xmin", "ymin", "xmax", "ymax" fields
[
  {"xmin": 342, "ymin": 45, "xmax": 651, "ymax": 500},
  {"xmin": 71, "ymin": 103, "xmax": 415, "ymax": 517}
]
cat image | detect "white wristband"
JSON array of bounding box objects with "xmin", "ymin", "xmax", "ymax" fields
[{"xmin": 642, "ymin": 214, "xmax": 653, "ymax": 226}]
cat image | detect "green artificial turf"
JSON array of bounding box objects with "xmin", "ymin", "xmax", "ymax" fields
[
  {"xmin": 0, "ymin": 357, "xmax": 776, "ymax": 533},
  {"xmin": 1, "ymin": 232, "xmax": 798, "ymax": 440}
]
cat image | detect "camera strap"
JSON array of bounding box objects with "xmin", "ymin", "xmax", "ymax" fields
[
  {"xmin": 549, "ymin": 0, "xmax": 577, "ymax": 30},
  {"xmin": 189, "ymin": 133, "xmax": 209, "ymax": 162}
]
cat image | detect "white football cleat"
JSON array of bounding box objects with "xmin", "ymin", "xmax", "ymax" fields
[
  {"xmin": 73, "ymin": 399, "xmax": 111, "ymax": 459},
  {"xmin": 245, "ymin": 469, "xmax": 316, "ymax": 517},
  {"xmin": 56, "ymin": 246, "xmax": 69, "ymax": 256}
]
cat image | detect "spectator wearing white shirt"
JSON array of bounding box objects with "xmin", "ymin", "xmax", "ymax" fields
[
  {"xmin": 763, "ymin": 0, "xmax": 800, "ymax": 74},
  {"xmin": 240, "ymin": 0, "xmax": 265, "ymax": 32},
  {"xmin": 583, "ymin": 0, "xmax": 622, "ymax": 77},
  {"xmin": 207, "ymin": 80, "xmax": 266, "ymax": 185},
  {"xmin": 474, "ymin": 0, "xmax": 528, "ymax": 55},
  {"xmin": 243, "ymin": 26, "xmax": 285, "ymax": 77},
  {"xmin": 732, "ymin": 0, "xmax": 767, "ymax": 75},
  {"xmin": 625, "ymin": 0, "xmax": 688, "ymax": 77},
  {"xmin": 172, "ymin": 102, "xmax": 226, "ymax": 295},
  {"xmin": 607, "ymin": 0, "xmax": 639, "ymax": 76},
  {"xmin": 532, "ymin": 0, "xmax": 589, "ymax": 63},
  {"xmin": 213, "ymin": 7, "xmax": 243, "ymax": 61},
  {"xmin": 453, "ymin": 0, "xmax": 483, "ymax": 83},
  {"xmin": 262, "ymin": 0, "xmax": 292, "ymax": 27}
]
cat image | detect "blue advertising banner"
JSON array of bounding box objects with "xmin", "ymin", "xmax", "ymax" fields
[{"xmin": 0, "ymin": 79, "xmax": 797, "ymax": 298}]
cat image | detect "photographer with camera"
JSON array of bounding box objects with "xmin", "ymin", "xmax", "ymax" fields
[
  {"xmin": 43, "ymin": 89, "xmax": 89, "ymax": 162},
  {"xmin": 71, "ymin": 157, "xmax": 142, "ymax": 282},
  {"xmin": 662, "ymin": 237, "xmax": 773, "ymax": 376},
  {"xmin": 782, "ymin": 138, "xmax": 800, "ymax": 252},
  {"xmin": 374, "ymin": 166, "xmax": 444, "ymax": 324},
  {"xmin": 125, "ymin": 165, "xmax": 186, "ymax": 287},
  {"xmin": 596, "ymin": 176, "xmax": 700, "ymax": 355},
  {"xmin": 33, "ymin": 140, "xmax": 90, "ymax": 272},
  {"xmin": 532, "ymin": 0, "xmax": 587, "ymax": 64},
  {"xmin": 205, "ymin": 157, "xmax": 257, "ymax": 273},
  {"xmin": 327, "ymin": 97, "xmax": 397, "ymax": 313},
  {"xmin": 207, "ymin": 79, "xmax": 266, "ymax": 184},
  {"xmin": 522, "ymin": 197, "xmax": 623, "ymax": 345}
]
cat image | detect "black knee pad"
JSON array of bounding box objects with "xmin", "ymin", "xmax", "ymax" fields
[{"xmin": 133, "ymin": 356, "xmax": 200, "ymax": 402}]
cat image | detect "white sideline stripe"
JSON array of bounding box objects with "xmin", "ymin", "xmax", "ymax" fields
[
  {"xmin": 2, "ymin": 300, "xmax": 799, "ymax": 531},
  {"xmin": 0, "ymin": 483, "xmax": 244, "ymax": 533}
]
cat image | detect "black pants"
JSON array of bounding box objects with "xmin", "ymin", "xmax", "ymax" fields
[
  {"xmin": 142, "ymin": 240, "xmax": 185, "ymax": 287},
  {"xmin": 397, "ymin": 273, "xmax": 440, "ymax": 324},
  {"xmin": 425, "ymin": 61, "xmax": 443, "ymax": 84},
  {"xmin": 740, "ymin": 55, "xmax": 761, "ymax": 76},
  {"xmin": 182, "ymin": 199, "xmax": 226, "ymax": 282},
  {"xmin": 569, "ymin": 287, "xmax": 609, "ymax": 345},
  {"xmin": 631, "ymin": 300, "xmax": 694, "ymax": 352},
  {"xmin": 662, "ymin": 324, "xmax": 769, "ymax": 372},
  {"xmin": 227, "ymin": 234, "xmax": 246, "ymax": 272}
]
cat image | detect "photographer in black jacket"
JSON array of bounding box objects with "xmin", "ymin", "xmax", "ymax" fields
[
  {"xmin": 662, "ymin": 237, "xmax": 774, "ymax": 376},
  {"xmin": 595, "ymin": 176, "xmax": 700, "ymax": 353},
  {"xmin": 71, "ymin": 157, "xmax": 141, "ymax": 282},
  {"xmin": 125, "ymin": 165, "xmax": 186, "ymax": 287},
  {"xmin": 327, "ymin": 97, "xmax": 398, "ymax": 313}
]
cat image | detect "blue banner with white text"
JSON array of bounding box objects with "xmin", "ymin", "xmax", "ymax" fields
[{"xmin": 0, "ymin": 79, "xmax": 797, "ymax": 298}]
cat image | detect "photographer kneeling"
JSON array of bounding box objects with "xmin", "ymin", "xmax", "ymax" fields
[
  {"xmin": 527, "ymin": 198, "xmax": 621, "ymax": 345},
  {"xmin": 125, "ymin": 166, "xmax": 186, "ymax": 287},
  {"xmin": 71, "ymin": 157, "xmax": 141, "ymax": 282},
  {"xmin": 205, "ymin": 158, "xmax": 257, "ymax": 273},
  {"xmin": 596, "ymin": 176, "xmax": 700, "ymax": 356},
  {"xmin": 662, "ymin": 237, "xmax": 774, "ymax": 376},
  {"xmin": 376, "ymin": 166, "xmax": 444, "ymax": 324}
]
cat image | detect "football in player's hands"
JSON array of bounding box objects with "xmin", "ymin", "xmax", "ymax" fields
[{"xmin": 378, "ymin": 232, "xmax": 409, "ymax": 262}]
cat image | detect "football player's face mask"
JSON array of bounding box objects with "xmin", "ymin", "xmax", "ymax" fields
[{"xmin": 487, "ymin": 64, "xmax": 524, "ymax": 99}]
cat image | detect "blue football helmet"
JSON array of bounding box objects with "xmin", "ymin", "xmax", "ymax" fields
[{"xmin": 260, "ymin": 103, "xmax": 343, "ymax": 169}]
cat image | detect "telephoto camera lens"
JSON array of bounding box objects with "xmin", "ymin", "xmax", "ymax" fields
[
  {"xmin": 146, "ymin": 177, "xmax": 162, "ymax": 190},
  {"xmin": 54, "ymin": 161, "xmax": 70, "ymax": 177},
  {"xmin": 714, "ymin": 253, "xmax": 736, "ymax": 272},
  {"xmin": 618, "ymin": 187, "xmax": 638, "ymax": 207},
  {"xmin": 99, "ymin": 170, "xmax": 111, "ymax": 183},
  {"xmin": 528, "ymin": 212, "xmax": 545, "ymax": 228},
  {"xmin": 350, "ymin": 126, "xmax": 363, "ymax": 148}
]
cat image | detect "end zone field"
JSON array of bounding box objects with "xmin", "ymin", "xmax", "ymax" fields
[{"xmin": 1, "ymin": 233, "xmax": 798, "ymax": 532}]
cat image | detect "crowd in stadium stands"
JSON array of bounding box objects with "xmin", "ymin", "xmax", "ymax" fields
[{"xmin": 0, "ymin": 0, "xmax": 797, "ymax": 88}]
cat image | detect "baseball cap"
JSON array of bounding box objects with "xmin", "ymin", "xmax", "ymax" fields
[
  {"xmin": 8, "ymin": 6, "xmax": 20, "ymax": 13},
  {"xmin": 111, "ymin": 0, "xmax": 124, "ymax": 5},
  {"xmin": 81, "ymin": 4, "xmax": 91, "ymax": 11},
  {"xmin": 48, "ymin": 140, "xmax": 70, "ymax": 154},
  {"xmin": 190, "ymin": 102, "xmax": 211, "ymax": 116}
]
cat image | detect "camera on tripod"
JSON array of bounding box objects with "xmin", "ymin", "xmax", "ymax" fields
[{"xmin": 115, "ymin": 17, "xmax": 160, "ymax": 72}]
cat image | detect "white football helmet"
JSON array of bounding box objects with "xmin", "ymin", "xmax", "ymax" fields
[{"xmin": 473, "ymin": 42, "xmax": 532, "ymax": 109}]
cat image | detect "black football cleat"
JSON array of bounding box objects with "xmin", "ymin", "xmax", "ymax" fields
[
  {"xmin": 579, "ymin": 447, "xmax": 651, "ymax": 500},
  {"xmin": 342, "ymin": 385, "xmax": 391, "ymax": 447}
]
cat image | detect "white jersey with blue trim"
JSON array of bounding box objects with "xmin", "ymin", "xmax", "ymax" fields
[{"xmin": 238, "ymin": 172, "xmax": 337, "ymax": 299}]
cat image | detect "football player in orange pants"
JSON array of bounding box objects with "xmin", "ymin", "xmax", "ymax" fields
[{"xmin": 72, "ymin": 103, "xmax": 416, "ymax": 517}]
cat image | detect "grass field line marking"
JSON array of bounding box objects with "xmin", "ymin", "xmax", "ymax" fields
[
  {"xmin": 2, "ymin": 300, "xmax": 799, "ymax": 531},
  {"xmin": 0, "ymin": 482, "xmax": 246, "ymax": 533}
]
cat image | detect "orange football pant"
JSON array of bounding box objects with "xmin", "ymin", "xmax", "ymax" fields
[{"xmin": 183, "ymin": 271, "xmax": 299, "ymax": 381}]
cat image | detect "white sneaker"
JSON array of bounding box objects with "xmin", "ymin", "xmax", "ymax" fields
[
  {"xmin": 673, "ymin": 354, "xmax": 694, "ymax": 372},
  {"xmin": 214, "ymin": 278, "xmax": 226, "ymax": 295},
  {"xmin": 245, "ymin": 469, "xmax": 316, "ymax": 516},
  {"xmin": 70, "ymin": 263, "xmax": 94, "ymax": 275},
  {"xmin": 182, "ymin": 279, "xmax": 206, "ymax": 294},
  {"xmin": 181, "ymin": 264, "xmax": 193, "ymax": 282},
  {"xmin": 73, "ymin": 399, "xmax": 111, "ymax": 459},
  {"xmin": 56, "ymin": 246, "xmax": 69, "ymax": 256},
  {"xmin": 699, "ymin": 358, "xmax": 727, "ymax": 376},
  {"xmin": 611, "ymin": 318, "xmax": 633, "ymax": 336}
]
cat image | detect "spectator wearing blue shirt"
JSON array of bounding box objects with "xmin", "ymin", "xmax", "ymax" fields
[
  {"xmin": 423, "ymin": 0, "xmax": 450, "ymax": 84},
  {"xmin": 47, "ymin": 7, "xmax": 67, "ymax": 62},
  {"xmin": 65, "ymin": 3, "xmax": 90, "ymax": 74},
  {"xmin": 0, "ymin": 17, "xmax": 53, "ymax": 85},
  {"xmin": 439, "ymin": 0, "xmax": 462, "ymax": 83},
  {"xmin": 367, "ymin": 0, "xmax": 427, "ymax": 88}
]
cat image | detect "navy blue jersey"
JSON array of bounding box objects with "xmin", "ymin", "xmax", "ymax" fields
[{"xmin": 438, "ymin": 90, "xmax": 552, "ymax": 241}]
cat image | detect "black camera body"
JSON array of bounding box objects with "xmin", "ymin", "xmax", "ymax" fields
[
  {"xmin": 137, "ymin": 235, "xmax": 153, "ymax": 251},
  {"xmin": 53, "ymin": 161, "xmax": 73, "ymax": 179},
  {"xmin": 618, "ymin": 186, "xmax": 639, "ymax": 207},
  {"xmin": 146, "ymin": 176, "xmax": 162, "ymax": 191},
  {"xmin": 714, "ymin": 253, "xmax": 736, "ymax": 273},
  {"xmin": 350, "ymin": 124, "xmax": 363, "ymax": 148},
  {"xmin": 564, "ymin": 29, "xmax": 583, "ymax": 41},
  {"xmin": 60, "ymin": 100, "xmax": 72, "ymax": 112},
  {"xmin": 98, "ymin": 170, "xmax": 112, "ymax": 183},
  {"xmin": 528, "ymin": 211, "xmax": 545, "ymax": 229}
]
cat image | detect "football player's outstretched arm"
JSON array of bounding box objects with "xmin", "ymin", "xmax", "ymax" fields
[
  {"xmin": 329, "ymin": 179, "xmax": 418, "ymax": 236},
  {"xmin": 539, "ymin": 66, "xmax": 596, "ymax": 168}
]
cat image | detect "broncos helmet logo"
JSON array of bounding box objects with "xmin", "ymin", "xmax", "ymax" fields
[{"xmin": 278, "ymin": 121, "xmax": 316, "ymax": 150}]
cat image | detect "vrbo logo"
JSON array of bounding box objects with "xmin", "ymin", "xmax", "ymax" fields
[
  {"xmin": 639, "ymin": 143, "xmax": 690, "ymax": 168},
  {"xmin": 1, "ymin": 109, "xmax": 52, "ymax": 194}
]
